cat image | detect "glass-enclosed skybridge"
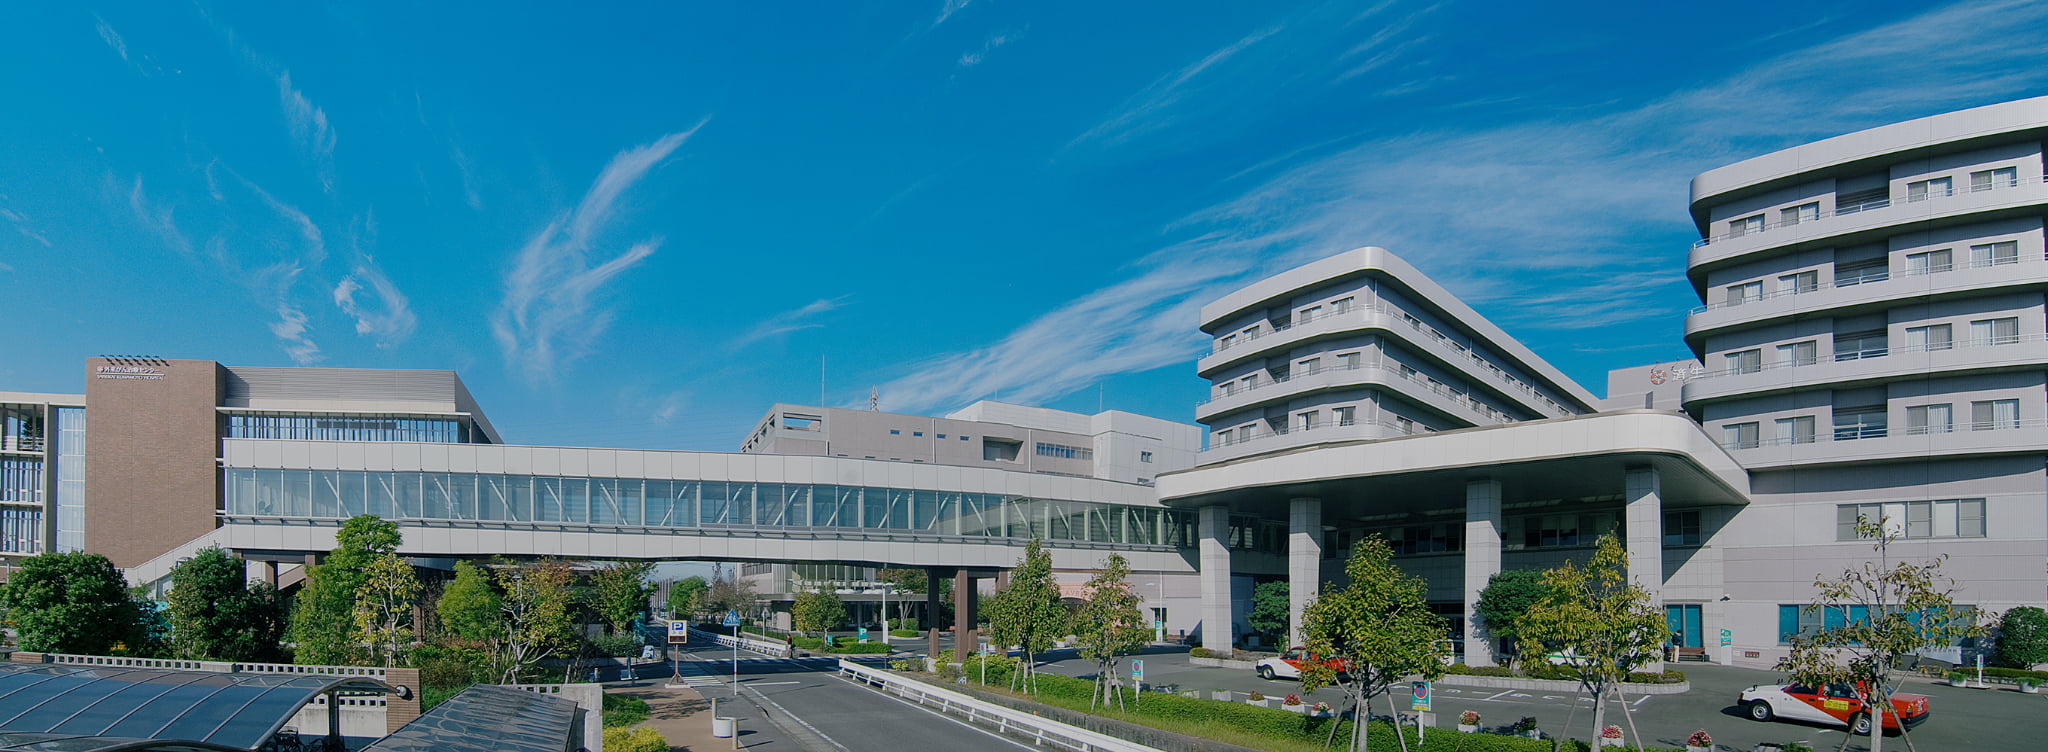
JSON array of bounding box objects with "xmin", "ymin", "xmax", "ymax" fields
[{"xmin": 148, "ymin": 439, "xmax": 1199, "ymax": 582}]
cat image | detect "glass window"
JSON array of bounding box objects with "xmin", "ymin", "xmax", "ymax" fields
[
  {"xmin": 1777, "ymin": 270, "xmax": 1818, "ymax": 295},
  {"xmin": 1833, "ymin": 329, "xmax": 1887, "ymax": 360},
  {"xmin": 1971, "ymin": 399, "xmax": 2020, "ymax": 430},
  {"xmin": 1905, "ymin": 324, "xmax": 1952, "ymax": 352},
  {"xmin": 1835, "ymin": 258, "xmax": 1888, "ymax": 286},
  {"xmin": 1905, "ymin": 403, "xmax": 1952, "ymax": 434},
  {"xmin": 1774, "ymin": 416, "xmax": 1815, "ymax": 445},
  {"xmin": 1970, "ymin": 241, "xmax": 2019, "ymax": 267},
  {"xmin": 1906, "ymin": 177, "xmax": 1952, "ymax": 202},
  {"xmin": 1970, "ymin": 167, "xmax": 2018, "ymax": 192},
  {"xmin": 1969, "ymin": 317, "xmax": 2020, "ymax": 346},
  {"xmin": 1906, "ymin": 249, "xmax": 1952, "ymax": 275},
  {"xmin": 1775, "ymin": 341, "xmax": 1817, "ymax": 367},
  {"xmin": 1729, "ymin": 215, "xmax": 1765, "ymax": 238},
  {"xmin": 1779, "ymin": 202, "xmax": 1819, "ymax": 226},
  {"xmin": 1724, "ymin": 349, "xmax": 1762, "ymax": 375},
  {"xmin": 1832, "ymin": 405, "xmax": 1887, "ymax": 440},
  {"xmin": 1725, "ymin": 281, "xmax": 1764, "ymax": 306},
  {"xmin": 1722, "ymin": 422, "xmax": 1760, "ymax": 449}
]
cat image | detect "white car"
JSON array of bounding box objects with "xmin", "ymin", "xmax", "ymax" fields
[
  {"xmin": 1253, "ymin": 647, "xmax": 1348, "ymax": 681},
  {"xmin": 1737, "ymin": 682, "xmax": 1930, "ymax": 735}
]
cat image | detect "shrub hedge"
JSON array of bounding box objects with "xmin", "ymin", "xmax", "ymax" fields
[
  {"xmin": 1982, "ymin": 667, "xmax": 2048, "ymax": 680},
  {"xmin": 827, "ymin": 642, "xmax": 892, "ymax": 654},
  {"xmin": 601, "ymin": 726, "xmax": 667, "ymax": 752},
  {"xmin": 600, "ymin": 693, "xmax": 650, "ymax": 728}
]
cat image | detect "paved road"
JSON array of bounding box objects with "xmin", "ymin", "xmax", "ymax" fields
[
  {"xmin": 1025, "ymin": 647, "xmax": 2048, "ymax": 751},
  {"xmin": 659, "ymin": 639, "xmax": 1037, "ymax": 752}
]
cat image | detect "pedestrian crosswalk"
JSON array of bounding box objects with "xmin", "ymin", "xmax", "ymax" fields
[
  {"xmin": 667, "ymin": 654, "xmax": 891, "ymax": 689},
  {"xmin": 670, "ymin": 662, "xmax": 723, "ymax": 688}
]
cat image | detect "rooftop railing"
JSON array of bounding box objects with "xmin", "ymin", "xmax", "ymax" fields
[{"xmin": 1693, "ymin": 175, "xmax": 2043, "ymax": 248}]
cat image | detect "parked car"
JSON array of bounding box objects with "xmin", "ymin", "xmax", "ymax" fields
[
  {"xmin": 1254, "ymin": 647, "xmax": 1349, "ymax": 681},
  {"xmin": 1738, "ymin": 682, "xmax": 1930, "ymax": 735}
]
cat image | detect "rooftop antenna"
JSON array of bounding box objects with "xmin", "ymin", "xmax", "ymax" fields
[{"xmin": 869, "ymin": 386, "xmax": 879, "ymax": 411}]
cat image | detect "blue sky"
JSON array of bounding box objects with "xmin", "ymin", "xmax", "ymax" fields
[{"xmin": 5, "ymin": 0, "xmax": 2048, "ymax": 451}]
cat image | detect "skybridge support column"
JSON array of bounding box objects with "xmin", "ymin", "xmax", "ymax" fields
[
  {"xmin": 927, "ymin": 569, "xmax": 943, "ymax": 659},
  {"xmin": 1626, "ymin": 465, "xmax": 1665, "ymax": 672},
  {"xmin": 1464, "ymin": 479, "xmax": 1504, "ymax": 667},
  {"xmin": 1287, "ymin": 498, "xmax": 1321, "ymax": 649},
  {"xmin": 1199, "ymin": 504, "xmax": 1234, "ymax": 654},
  {"xmin": 954, "ymin": 568, "xmax": 979, "ymax": 657}
]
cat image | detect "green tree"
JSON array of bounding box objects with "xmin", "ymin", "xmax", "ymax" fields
[
  {"xmin": 165, "ymin": 547, "xmax": 286, "ymax": 661},
  {"xmin": 1071, "ymin": 553, "xmax": 1149, "ymax": 710},
  {"xmin": 1247, "ymin": 580, "xmax": 1289, "ymax": 647},
  {"xmin": 701, "ymin": 565, "xmax": 760, "ymax": 621},
  {"xmin": 496, "ymin": 560, "xmax": 576, "ymax": 683},
  {"xmin": 1299, "ymin": 535, "xmax": 1448, "ymax": 752},
  {"xmin": 1473, "ymin": 569, "xmax": 1552, "ymax": 663},
  {"xmin": 878, "ymin": 568, "xmax": 928, "ymax": 629},
  {"xmin": 1996, "ymin": 606, "xmax": 2048, "ymax": 669},
  {"xmin": 984, "ymin": 539, "xmax": 1065, "ymax": 693},
  {"xmin": 1518, "ymin": 534, "xmax": 1666, "ymax": 746},
  {"xmin": 0, "ymin": 551, "xmax": 150, "ymax": 655},
  {"xmin": 438, "ymin": 561, "xmax": 504, "ymax": 642},
  {"xmin": 791, "ymin": 590, "xmax": 845, "ymax": 639},
  {"xmin": 1777, "ymin": 518, "xmax": 1983, "ymax": 752},
  {"xmin": 666, "ymin": 576, "xmax": 709, "ymax": 619},
  {"xmin": 588, "ymin": 561, "xmax": 656, "ymax": 636},
  {"xmin": 291, "ymin": 514, "xmax": 402, "ymax": 665},
  {"xmin": 352, "ymin": 554, "xmax": 422, "ymax": 667}
]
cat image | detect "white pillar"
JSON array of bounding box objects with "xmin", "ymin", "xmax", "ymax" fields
[
  {"xmin": 1287, "ymin": 498, "xmax": 1322, "ymax": 648},
  {"xmin": 1199, "ymin": 505, "xmax": 1234, "ymax": 653},
  {"xmin": 1463, "ymin": 479, "xmax": 1503, "ymax": 667},
  {"xmin": 1625, "ymin": 465, "xmax": 1665, "ymax": 672}
]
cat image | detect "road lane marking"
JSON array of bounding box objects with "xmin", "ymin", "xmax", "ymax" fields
[
  {"xmin": 1483, "ymin": 690, "xmax": 1516, "ymax": 701},
  {"xmin": 749, "ymin": 681, "xmax": 801, "ymax": 686},
  {"xmin": 745, "ymin": 685, "xmax": 851, "ymax": 752}
]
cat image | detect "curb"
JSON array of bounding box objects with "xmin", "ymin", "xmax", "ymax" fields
[{"xmin": 1436, "ymin": 674, "xmax": 1691, "ymax": 695}]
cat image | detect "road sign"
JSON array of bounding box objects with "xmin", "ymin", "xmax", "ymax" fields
[
  {"xmin": 857, "ymin": 627, "xmax": 869, "ymax": 641},
  {"xmin": 1410, "ymin": 681, "xmax": 1431, "ymax": 712},
  {"xmin": 1719, "ymin": 628, "xmax": 1732, "ymax": 646},
  {"xmin": 723, "ymin": 610, "xmax": 740, "ymax": 628},
  {"xmin": 1131, "ymin": 660, "xmax": 1144, "ymax": 682}
]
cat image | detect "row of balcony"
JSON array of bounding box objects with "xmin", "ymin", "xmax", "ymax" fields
[
  {"xmin": 1687, "ymin": 175, "xmax": 2048, "ymax": 272},
  {"xmin": 1681, "ymin": 334, "xmax": 2048, "ymax": 407},
  {"xmin": 1688, "ymin": 255, "xmax": 2035, "ymax": 317},
  {"xmin": 1717, "ymin": 417, "xmax": 2048, "ymax": 470},
  {"xmin": 0, "ymin": 435, "xmax": 44, "ymax": 453},
  {"xmin": 1198, "ymin": 416, "xmax": 1420, "ymax": 464},
  {"xmin": 1195, "ymin": 360, "xmax": 1518, "ymax": 427},
  {"xmin": 1197, "ymin": 305, "xmax": 1574, "ymax": 418},
  {"xmin": 1684, "ymin": 258, "xmax": 2048, "ymax": 344},
  {"xmin": 1693, "ymin": 175, "xmax": 2041, "ymax": 248}
]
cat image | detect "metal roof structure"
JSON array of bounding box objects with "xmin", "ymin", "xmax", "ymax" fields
[
  {"xmin": 360, "ymin": 685, "xmax": 577, "ymax": 752},
  {"xmin": 0, "ymin": 732, "xmax": 248, "ymax": 751},
  {"xmin": 0, "ymin": 665, "xmax": 393, "ymax": 750}
]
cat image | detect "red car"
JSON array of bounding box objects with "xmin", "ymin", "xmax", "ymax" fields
[{"xmin": 1738, "ymin": 682, "xmax": 1930, "ymax": 735}]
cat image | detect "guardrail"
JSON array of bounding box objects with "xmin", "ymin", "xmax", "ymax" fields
[
  {"xmin": 836, "ymin": 659, "xmax": 1161, "ymax": 752},
  {"xmin": 686, "ymin": 626, "xmax": 792, "ymax": 658}
]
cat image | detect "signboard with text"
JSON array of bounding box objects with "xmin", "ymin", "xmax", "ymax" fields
[
  {"xmin": 668, "ymin": 620, "xmax": 688, "ymax": 644},
  {"xmin": 1410, "ymin": 681, "xmax": 1431, "ymax": 712}
]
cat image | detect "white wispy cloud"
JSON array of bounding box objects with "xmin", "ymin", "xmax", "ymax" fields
[
  {"xmin": 493, "ymin": 125, "xmax": 705, "ymax": 382},
  {"xmin": 729, "ymin": 295, "xmax": 853, "ymax": 350},
  {"xmin": 333, "ymin": 263, "xmax": 416, "ymax": 346},
  {"xmin": 94, "ymin": 14, "xmax": 129, "ymax": 61},
  {"xmin": 1, "ymin": 205, "xmax": 53, "ymax": 248},
  {"xmin": 258, "ymin": 262, "xmax": 321, "ymax": 365},
  {"xmin": 126, "ymin": 176, "xmax": 193, "ymax": 255},
  {"xmin": 1067, "ymin": 25, "xmax": 1283, "ymax": 149},
  {"xmin": 958, "ymin": 30, "xmax": 1020, "ymax": 68},
  {"xmin": 879, "ymin": 0, "xmax": 2048, "ymax": 413},
  {"xmin": 931, "ymin": 0, "xmax": 974, "ymax": 29},
  {"xmin": 276, "ymin": 71, "xmax": 337, "ymax": 190}
]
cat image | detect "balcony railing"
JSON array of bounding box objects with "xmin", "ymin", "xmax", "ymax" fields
[
  {"xmin": 1204, "ymin": 305, "xmax": 1574, "ymax": 417},
  {"xmin": 1202, "ymin": 417, "xmax": 1428, "ymax": 454},
  {"xmin": 1199, "ymin": 361, "xmax": 1519, "ymax": 425},
  {"xmin": 0, "ymin": 435, "xmax": 44, "ymax": 452},
  {"xmin": 1692, "ymin": 175, "xmax": 2043, "ymax": 248},
  {"xmin": 1692, "ymin": 332, "xmax": 2048, "ymax": 381},
  {"xmin": 1719, "ymin": 416, "xmax": 2048, "ymax": 451},
  {"xmin": 1689, "ymin": 256, "xmax": 2032, "ymax": 316}
]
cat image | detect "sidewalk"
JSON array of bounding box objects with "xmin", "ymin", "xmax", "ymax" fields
[{"xmin": 609, "ymin": 682, "xmax": 724, "ymax": 751}]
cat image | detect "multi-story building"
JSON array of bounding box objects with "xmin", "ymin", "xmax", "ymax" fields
[
  {"xmin": 1194, "ymin": 247, "xmax": 1598, "ymax": 464},
  {"xmin": 1, "ymin": 359, "xmax": 498, "ymax": 571},
  {"xmin": 1680, "ymin": 95, "xmax": 2048, "ymax": 660},
  {"xmin": 741, "ymin": 401, "xmax": 1198, "ymax": 487}
]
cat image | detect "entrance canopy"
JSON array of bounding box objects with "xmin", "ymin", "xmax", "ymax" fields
[
  {"xmin": 0, "ymin": 665, "xmax": 393, "ymax": 750},
  {"xmin": 1157, "ymin": 410, "xmax": 1750, "ymax": 517}
]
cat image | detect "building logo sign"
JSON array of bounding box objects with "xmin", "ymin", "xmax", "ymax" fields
[
  {"xmin": 1647, "ymin": 362, "xmax": 1703, "ymax": 386},
  {"xmin": 95, "ymin": 365, "xmax": 165, "ymax": 381}
]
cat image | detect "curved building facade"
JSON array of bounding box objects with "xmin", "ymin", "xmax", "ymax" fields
[
  {"xmin": 1196, "ymin": 248, "xmax": 1598, "ymax": 464},
  {"xmin": 1678, "ymin": 97, "xmax": 2048, "ymax": 662}
]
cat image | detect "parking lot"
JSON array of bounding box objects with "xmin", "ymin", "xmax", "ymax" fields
[{"xmin": 1016, "ymin": 647, "xmax": 2048, "ymax": 750}]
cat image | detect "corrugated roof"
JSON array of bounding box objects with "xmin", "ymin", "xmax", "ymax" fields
[
  {"xmin": 359, "ymin": 685, "xmax": 577, "ymax": 752},
  {"xmin": 0, "ymin": 665, "xmax": 392, "ymax": 750}
]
